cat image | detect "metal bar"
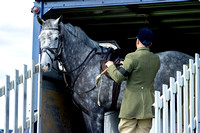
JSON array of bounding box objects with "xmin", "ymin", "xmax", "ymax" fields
[
  {"xmin": 195, "ymin": 53, "xmax": 200, "ymax": 133},
  {"xmin": 37, "ymin": 54, "xmax": 42, "ymax": 133},
  {"xmin": 41, "ymin": 0, "xmax": 189, "ymax": 14},
  {"xmin": 162, "ymin": 84, "xmax": 169, "ymax": 133},
  {"xmin": 14, "ymin": 70, "xmax": 19, "ymax": 133},
  {"xmin": 30, "ymin": 60, "xmax": 36, "ymax": 133},
  {"xmin": 177, "ymin": 71, "xmax": 182, "ymax": 133},
  {"xmin": 4, "ymin": 75, "xmax": 10, "ymax": 133},
  {"xmin": 40, "ymin": 1, "xmax": 44, "ymax": 19},
  {"xmin": 170, "ymin": 77, "xmax": 176, "ymax": 133},
  {"xmin": 189, "ymin": 59, "xmax": 195, "ymax": 133},
  {"xmin": 22, "ymin": 65, "xmax": 27, "ymax": 133},
  {"xmin": 159, "ymin": 97, "xmax": 163, "ymax": 133},
  {"xmin": 32, "ymin": 2, "xmax": 41, "ymax": 65},
  {"xmin": 183, "ymin": 65, "xmax": 189, "ymax": 133},
  {"xmin": 155, "ymin": 91, "xmax": 161, "ymax": 133},
  {"xmin": 18, "ymin": 112, "xmax": 38, "ymax": 133}
]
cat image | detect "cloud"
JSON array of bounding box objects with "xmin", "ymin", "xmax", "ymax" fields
[
  {"xmin": 0, "ymin": 25, "xmax": 32, "ymax": 47},
  {"xmin": 0, "ymin": 0, "xmax": 35, "ymax": 129},
  {"xmin": 0, "ymin": 1, "xmax": 33, "ymax": 27},
  {"xmin": 0, "ymin": 43, "xmax": 32, "ymax": 85},
  {"xmin": 0, "ymin": 0, "xmax": 34, "ymax": 86},
  {"xmin": 0, "ymin": 24, "xmax": 32, "ymax": 86}
]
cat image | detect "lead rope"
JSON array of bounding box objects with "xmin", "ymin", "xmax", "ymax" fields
[{"xmin": 97, "ymin": 74, "xmax": 104, "ymax": 106}]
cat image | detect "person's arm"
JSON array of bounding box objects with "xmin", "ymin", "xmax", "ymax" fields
[{"xmin": 105, "ymin": 54, "xmax": 134, "ymax": 83}]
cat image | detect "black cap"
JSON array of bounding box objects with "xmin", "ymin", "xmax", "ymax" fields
[{"xmin": 137, "ymin": 28, "xmax": 153, "ymax": 47}]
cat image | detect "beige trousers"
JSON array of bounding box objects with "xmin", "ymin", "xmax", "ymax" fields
[{"xmin": 118, "ymin": 118, "xmax": 152, "ymax": 133}]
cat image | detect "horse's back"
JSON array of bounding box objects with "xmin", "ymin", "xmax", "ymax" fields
[{"xmin": 154, "ymin": 51, "xmax": 193, "ymax": 92}]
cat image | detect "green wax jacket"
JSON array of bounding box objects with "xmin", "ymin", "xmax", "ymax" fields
[{"xmin": 107, "ymin": 47, "xmax": 160, "ymax": 119}]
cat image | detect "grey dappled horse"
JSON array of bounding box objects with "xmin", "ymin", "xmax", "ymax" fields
[{"xmin": 38, "ymin": 16, "xmax": 193, "ymax": 133}]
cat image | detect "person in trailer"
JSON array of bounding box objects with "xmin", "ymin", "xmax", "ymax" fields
[{"xmin": 105, "ymin": 28, "xmax": 160, "ymax": 133}]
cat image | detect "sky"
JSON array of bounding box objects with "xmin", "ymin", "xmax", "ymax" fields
[
  {"xmin": 0, "ymin": 0, "xmax": 34, "ymax": 129},
  {"xmin": 0, "ymin": 0, "xmax": 34, "ymax": 86}
]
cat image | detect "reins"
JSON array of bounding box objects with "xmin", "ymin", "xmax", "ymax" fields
[
  {"xmin": 60, "ymin": 48, "xmax": 98, "ymax": 91},
  {"xmin": 40, "ymin": 24, "xmax": 122, "ymax": 116},
  {"xmin": 41, "ymin": 25, "xmax": 100, "ymax": 93},
  {"xmin": 63, "ymin": 48, "xmax": 97, "ymax": 76}
]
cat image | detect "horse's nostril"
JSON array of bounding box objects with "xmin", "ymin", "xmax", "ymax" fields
[{"xmin": 47, "ymin": 63, "xmax": 51, "ymax": 68}]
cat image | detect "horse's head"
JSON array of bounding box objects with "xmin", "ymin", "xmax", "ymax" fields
[{"xmin": 38, "ymin": 16, "xmax": 62, "ymax": 72}]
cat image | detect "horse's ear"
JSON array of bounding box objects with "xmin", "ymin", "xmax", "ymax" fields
[
  {"xmin": 37, "ymin": 15, "xmax": 45, "ymax": 25},
  {"xmin": 54, "ymin": 15, "xmax": 63, "ymax": 25}
]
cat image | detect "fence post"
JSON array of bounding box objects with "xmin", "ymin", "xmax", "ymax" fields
[
  {"xmin": 162, "ymin": 84, "xmax": 169, "ymax": 133},
  {"xmin": 14, "ymin": 70, "xmax": 19, "ymax": 133},
  {"xmin": 195, "ymin": 53, "xmax": 200, "ymax": 133},
  {"xmin": 170, "ymin": 77, "xmax": 176, "ymax": 133},
  {"xmin": 4, "ymin": 75, "xmax": 10, "ymax": 133},
  {"xmin": 183, "ymin": 65, "xmax": 189, "ymax": 133},
  {"xmin": 0, "ymin": 61, "xmax": 42, "ymax": 132},
  {"xmin": 22, "ymin": 65, "xmax": 27, "ymax": 133},
  {"xmin": 30, "ymin": 60, "xmax": 35, "ymax": 133},
  {"xmin": 189, "ymin": 59, "xmax": 195, "ymax": 133},
  {"xmin": 37, "ymin": 54, "xmax": 42, "ymax": 133},
  {"xmin": 153, "ymin": 54, "xmax": 199, "ymax": 133},
  {"xmin": 155, "ymin": 91, "xmax": 161, "ymax": 133},
  {"xmin": 177, "ymin": 71, "xmax": 182, "ymax": 133}
]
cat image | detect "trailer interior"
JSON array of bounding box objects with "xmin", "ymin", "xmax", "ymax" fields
[{"xmin": 41, "ymin": 1, "xmax": 200, "ymax": 56}]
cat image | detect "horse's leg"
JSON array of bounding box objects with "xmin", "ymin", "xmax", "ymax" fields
[
  {"xmin": 82, "ymin": 106, "xmax": 105, "ymax": 133},
  {"xmin": 82, "ymin": 112, "xmax": 93, "ymax": 133},
  {"xmin": 91, "ymin": 106, "xmax": 104, "ymax": 133}
]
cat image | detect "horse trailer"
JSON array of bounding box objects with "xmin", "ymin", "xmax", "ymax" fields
[{"xmin": 32, "ymin": 0, "xmax": 200, "ymax": 132}]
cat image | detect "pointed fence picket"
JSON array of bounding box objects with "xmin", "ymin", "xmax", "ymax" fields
[
  {"xmin": 0, "ymin": 59, "xmax": 42, "ymax": 133},
  {"xmin": 154, "ymin": 53, "xmax": 200, "ymax": 133}
]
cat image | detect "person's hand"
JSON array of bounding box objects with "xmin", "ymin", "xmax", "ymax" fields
[
  {"xmin": 105, "ymin": 61, "xmax": 114, "ymax": 67},
  {"xmin": 119, "ymin": 61, "xmax": 124, "ymax": 67}
]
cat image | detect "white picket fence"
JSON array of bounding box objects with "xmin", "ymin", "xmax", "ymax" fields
[
  {"xmin": 1, "ymin": 53, "xmax": 199, "ymax": 133},
  {"xmin": 0, "ymin": 60, "xmax": 42, "ymax": 133},
  {"xmin": 154, "ymin": 53, "xmax": 200, "ymax": 133}
]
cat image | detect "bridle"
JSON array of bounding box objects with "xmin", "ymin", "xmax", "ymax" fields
[
  {"xmin": 40, "ymin": 27, "xmax": 63, "ymax": 64},
  {"xmin": 40, "ymin": 26, "xmax": 98, "ymax": 90}
]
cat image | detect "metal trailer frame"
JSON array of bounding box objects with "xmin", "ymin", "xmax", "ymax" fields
[{"xmin": 32, "ymin": 0, "xmax": 190, "ymax": 64}]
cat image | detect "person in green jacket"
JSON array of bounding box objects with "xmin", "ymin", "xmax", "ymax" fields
[{"xmin": 105, "ymin": 28, "xmax": 160, "ymax": 133}]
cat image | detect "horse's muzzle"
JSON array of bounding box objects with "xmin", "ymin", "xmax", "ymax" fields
[{"xmin": 42, "ymin": 63, "xmax": 51, "ymax": 72}]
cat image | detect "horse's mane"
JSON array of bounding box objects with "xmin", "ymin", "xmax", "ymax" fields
[{"xmin": 59, "ymin": 22, "xmax": 100, "ymax": 50}]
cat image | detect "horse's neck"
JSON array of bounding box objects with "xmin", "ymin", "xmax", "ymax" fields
[
  {"xmin": 60, "ymin": 23, "xmax": 99, "ymax": 77},
  {"xmin": 61, "ymin": 23, "xmax": 100, "ymax": 51}
]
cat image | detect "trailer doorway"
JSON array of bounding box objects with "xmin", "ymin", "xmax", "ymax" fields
[{"xmin": 34, "ymin": 1, "xmax": 200, "ymax": 132}]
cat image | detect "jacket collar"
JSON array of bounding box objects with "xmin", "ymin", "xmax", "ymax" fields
[{"xmin": 136, "ymin": 47, "xmax": 150, "ymax": 52}]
